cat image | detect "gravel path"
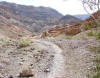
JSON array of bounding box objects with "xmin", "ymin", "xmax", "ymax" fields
[{"xmin": 31, "ymin": 39, "xmax": 66, "ymax": 78}]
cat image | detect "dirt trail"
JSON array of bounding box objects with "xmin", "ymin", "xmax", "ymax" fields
[
  {"xmin": 31, "ymin": 39, "xmax": 66, "ymax": 78},
  {"xmin": 0, "ymin": 39, "xmax": 98, "ymax": 78},
  {"xmin": 31, "ymin": 39, "xmax": 98, "ymax": 78},
  {"xmin": 47, "ymin": 39, "xmax": 99, "ymax": 78}
]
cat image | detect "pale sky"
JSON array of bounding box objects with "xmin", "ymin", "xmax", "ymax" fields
[{"xmin": 0, "ymin": 0, "xmax": 87, "ymax": 15}]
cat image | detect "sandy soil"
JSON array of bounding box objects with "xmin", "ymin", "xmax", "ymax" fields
[{"xmin": 0, "ymin": 38, "xmax": 99, "ymax": 78}]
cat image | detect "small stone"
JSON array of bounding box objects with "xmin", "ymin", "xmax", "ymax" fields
[
  {"xmin": 23, "ymin": 49, "xmax": 26, "ymax": 51},
  {"xmin": 19, "ymin": 62, "xmax": 23, "ymax": 65},
  {"xmin": 51, "ymin": 55, "xmax": 54, "ymax": 57},
  {"xmin": 44, "ymin": 68, "xmax": 50, "ymax": 73},
  {"xmin": 38, "ymin": 50, "xmax": 40, "ymax": 52},
  {"xmin": 37, "ymin": 56, "xmax": 41, "ymax": 60},
  {"xmin": 30, "ymin": 64, "xmax": 33, "ymax": 66},
  {"xmin": 31, "ymin": 48, "xmax": 34, "ymax": 50},
  {"xmin": 34, "ymin": 55, "xmax": 38, "ymax": 58},
  {"xmin": 22, "ymin": 59, "xmax": 26, "ymax": 62},
  {"xmin": 20, "ymin": 57, "xmax": 23, "ymax": 59},
  {"xmin": 28, "ymin": 55, "xmax": 33, "ymax": 58}
]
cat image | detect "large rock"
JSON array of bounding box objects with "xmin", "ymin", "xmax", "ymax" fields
[{"xmin": 19, "ymin": 69, "xmax": 35, "ymax": 77}]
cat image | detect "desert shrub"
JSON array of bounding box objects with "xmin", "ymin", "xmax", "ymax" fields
[
  {"xmin": 96, "ymin": 32, "xmax": 100, "ymax": 40},
  {"xmin": 18, "ymin": 39, "xmax": 30, "ymax": 48},
  {"xmin": 86, "ymin": 31, "xmax": 94, "ymax": 36},
  {"xmin": 82, "ymin": 24, "xmax": 90, "ymax": 30},
  {"xmin": 82, "ymin": 22, "xmax": 97, "ymax": 30},
  {"xmin": 89, "ymin": 22, "xmax": 97, "ymax": 28}
]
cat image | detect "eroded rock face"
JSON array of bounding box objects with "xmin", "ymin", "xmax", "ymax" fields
[{"xmin": 41, "ymin": 25, "xmax": 81, "ymax": 38}]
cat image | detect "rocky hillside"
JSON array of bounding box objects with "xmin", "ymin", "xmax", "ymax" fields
[
  {"xmin": 0, "ymin": 1, "xmax": 63, "ymax": 33},
  {"xmin": 41, "ymin": 11, "xmax": 100, "ymax": 38},
  {"xmin": 55, "ymin": 15, "xmax": 81, "ymax": 26},
  {"xmin": 0, "ymin": 1, "xmax": 83, "ymax": 37},
  {"xmin": 0, "ymin": 8, "xmax": 32, "ymax": 38},
  {"xmin": 0, "ymin": 2, "xmax": 100, "ymax": 77},
  {"xmin": 0, "ymin": 1, "xmax": 62, "ymax": 22}
]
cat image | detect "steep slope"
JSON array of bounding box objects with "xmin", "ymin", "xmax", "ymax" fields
[
  {"xmin": 0, "ymin": 8, "xmax": 31, "ymax": 38},
  {"xmin": 0, "ymin": 2, "xmax": 62, "ymax": 22},
  {"xmin": 0, "ymin": 1, "xmax": 83, "ymax": 34},
  {"xmin": 41, "ymin": 22, "xmax": 82, "ymax": 38},
  {"xmin": 0, "ymin": 1, "xmax": 63, "ymax": 33}
]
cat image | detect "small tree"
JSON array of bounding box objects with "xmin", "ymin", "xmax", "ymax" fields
[{"xmin": 81, "ymin": 0, "xmax": 100, "ymax": 26}]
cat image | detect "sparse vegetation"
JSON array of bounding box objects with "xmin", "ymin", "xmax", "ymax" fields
[
  {"xmin": 86, "ymin": 31, "xmax": 94, "ymax": 36},
  {"xmin": 89, "ymin": 46, "xmax": 96, "ymax": 52},
  {"xmin": 76, "ymin": 37, "xmax": 82, "ymax": 40},
  {"xmin": 0, "ymin": 38, "xmax": 4, "ymax": 41},
  {"xmin": 87, "ymin": 73, "xmax": 91, "ymax": 78},
  {"xmin": 96, "ymin": 32, "xmax": 100, "ymax": 40},
  {"xmin": 82, "ymin": 22, "xmax": 97, "ymax": 30},
  {"xmin": 87, "ymin": 59, "xmax": 100, "ymax": 78},
  {"xmin": 88, "ymin": 45, "xmax": 100, "ymax": 78},
  {"xmin": 89, "ymin": 45, "xmax": 100, "ymax": 53},
  {"xmin": 18, "ymin": 39, "xmax": 30, "ymax": 48},
  {"xmin": 91, "ymin": 64, "xmax": 100, "ymax": 75},
  {"xmin": 93, "ymin": 72, "xmax": 100, "ymax": 78},
  {"xmin": 0, "ymin": 38, "xmax": 9, "ymax": 47},
  {"xmin": 82, "ymin": 24, "xmax": 90, "ymax": 30},
  {"xmin": 92, "ymin": 65, "xmax": 100, "ymax": 73}
]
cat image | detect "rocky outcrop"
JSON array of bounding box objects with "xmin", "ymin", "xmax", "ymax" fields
[
  {"xmin": 41, "ymin": 11, "xmax": 100, "ymax": 38},
  {"xmin": 41, "ymin": 24, "xmax": 81, "ymax": 38},
  {"xmin": 0, "ymin": 1, "xmax": 63, "ymax": 33}
]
